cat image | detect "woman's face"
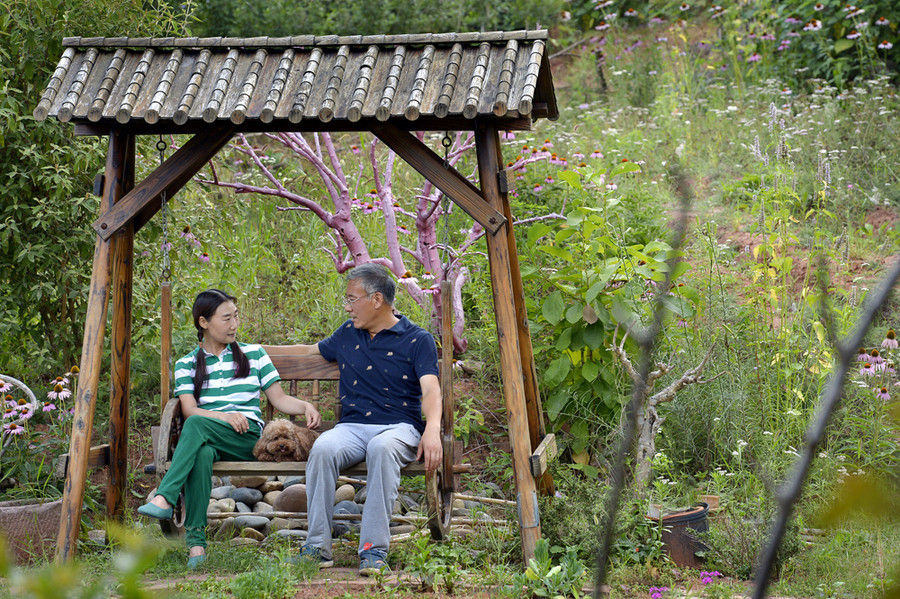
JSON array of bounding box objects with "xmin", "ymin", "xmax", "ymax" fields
[{"xmin": 199, "ymin": 300, "xmax": 239, "ymax": 347}]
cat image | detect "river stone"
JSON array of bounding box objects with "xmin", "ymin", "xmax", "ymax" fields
[
  {"xmin": 230, "ymin": 487, "xmax": 263, "ymax": 506},
  {"xmin": 240, "ymin": 527, "xmax": 265, "ymax": 541},
  {"xmin": 483, "ymin": 482, "xmax": 503, "ymax": 498},
  {"xmin": 389, "ymin": 524, "xmax": 416, "ymax": 536},
  {"xmin": 274, "ymin": 529, "xmax": 308, "ymax": 540},
  {"xmin": 392, "ymin": 500, "xmax": 403, "ymax": 514},
  {"xmin": 210, "ymin": 485, "xmax": 235, "ymax": 500},
  {"xmin": 235, "ymin": 502, "xmax": 251, "ymax": 514},
  {"xmin": 452, "ymin": 498, "xmax": 465, "ymax": 510},
  {"xmin": 234, "ymin": 515, "xmax": 269, "ymax": 530},
  {"xmin": 211, "ymin": 476, "xmax": 224, "ymax": 487},
  {"xmin": 282, "ymin": 475, "xmax": 304, "ymax": 489},
  {"xmin": 253, "ymin": 502, "xmax": 274, "ymax": 514},
  {"xmin": 354, "ymin": 486, "xmax": 367, "ymax": 503},
  {"xmin": 331, "ymin": 522, "xmax": 349, "ymax": 538},
  {"xmin": 397, "ymin": 495, "xmax": 419, "ymax": 513},
  {"xmin": 265, "ymin": 517, "xmax": 292, "ymax": 534},
  {"xmin": 334, "ymin": 484, "xmax": 355, "ymax": 504},
  {"xmin": 451, "ymin": 508, "xmax": 470, "ymax": 517},
  {"xmin": 260, "ymin": 480, "xmax": 283, "ymax": 493},
  {"xmin": 263, "ymin": 490, "xmax": 282, "ymax": 505},
  {"xmin": 274, "ymin": 483, "xmax": 307, "ymax": 512},
  {"xmin": 230, "ymin": 537, "xmax": 259, "ymax": 547},
  {"xmin": 231, "ymin": 475, "xmax": 268, "ymax": 488},
  {"xmin": 464, "ymin": 500, "xmax": 481, "ymax": 511},
  {"xmin": 334, "ymin": 500, "xmax": 361, "ymax": 515},
  {"xmin": 213, "ymin": 517, "xmax": 237, "ymax": 539},
  {"xmin": 212, "ymin": 498, "xmax": 236, "ymax": 513},
  {"xmin": 451, "ymin": 526, "xmax": 475, "ymax": 537},
  {"xmin": 87, "ymin": 529, "xmax": 107, "ymax": 545}
]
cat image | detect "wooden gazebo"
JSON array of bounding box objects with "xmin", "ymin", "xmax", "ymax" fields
[{"xmin": 33, "ymin": 30, "xmax": 559, "ymax": 562}]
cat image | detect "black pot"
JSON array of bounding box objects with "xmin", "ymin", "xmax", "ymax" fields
[{"xmin": 648, "ymin": 502, "xmax": 709, "ymax": 568}]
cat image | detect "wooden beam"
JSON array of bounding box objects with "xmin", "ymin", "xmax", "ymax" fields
[
  {"xmin": 530, "ymin": 434, "xmax": 558, "ymax": 478},
  {"xmin": 440, "ymin": 280, "xmax": 455, "ymax": 489},
  {"xmin": 54, "ymin": 444, "xmax": 112, "ymax": 480},
  {"xmin": 57, "ymin": 131, "xmax": 124, "ymax": 562},
  {"xmin": 474, "ymin": 121, "xmax": 541, "ymax": 563},
  {"xmin": 72, "ymin": 115, "xmax": 535, "ymax": 137},
  {"xmin": 107, "ymin": 132, "xmax": 134, "ymax": 520},
  {"xmin": 488, "ymin": 130, "xmax": 554, "ymax": 496},
  {"xmin": 371, "ymin": 123, "xmax": 506, "ymax": 235},
  {"xmin": 92, "ymin": 125, "xmax": 234, "ymax": 241},
  {"xmin": 160, "ymin": 281, "xmax": 172, "ymax": 414}
]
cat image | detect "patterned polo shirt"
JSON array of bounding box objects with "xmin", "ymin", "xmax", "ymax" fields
[
  {"xmin": 173, "ymin": 343, "xmax": 280, "ymax": 428},
  {"xmin": 318, "ymin": 315, "xmax": 439, "ymax": 433}
]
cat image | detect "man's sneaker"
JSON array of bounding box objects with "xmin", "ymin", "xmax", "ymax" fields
[
  {"xmin": 358, "ymin": 549, "xmax": 389, "ymax": 577},
  {"xmin": 291, "ymin": 544, "xmax": 333, "ymax": 568}
]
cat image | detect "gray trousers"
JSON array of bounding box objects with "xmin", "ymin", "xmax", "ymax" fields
[{"xmin": 305, "ymin": 422, "xmax": 420, "ymax": 558}]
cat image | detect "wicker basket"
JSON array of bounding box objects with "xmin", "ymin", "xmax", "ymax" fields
[{"xmin": 0, "ymin": 498, "xmax": 62, "ymax": 564}]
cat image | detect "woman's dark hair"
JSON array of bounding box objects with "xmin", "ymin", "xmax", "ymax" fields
[{"xmin": 192, "ymin": 289, "xmax": 250, "ymax": 398}]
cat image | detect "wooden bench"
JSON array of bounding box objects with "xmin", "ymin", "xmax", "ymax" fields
[{"xmin": 153, "ymin": 346, "xmax": 460, "ymax": 540}]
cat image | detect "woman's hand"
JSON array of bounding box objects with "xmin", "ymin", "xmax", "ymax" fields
[
  {"xmin": 304, "ymin": 401, "xmax": 322, "ymax": 430},
  {"xmin": 221, "ymin": 411, "xmax": 250, "ymax": 433}
]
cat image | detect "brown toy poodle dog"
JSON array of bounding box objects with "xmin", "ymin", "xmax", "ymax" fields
[{"xmin": 253, "ymin": 419, "xmax": 319, "ymax": 462}]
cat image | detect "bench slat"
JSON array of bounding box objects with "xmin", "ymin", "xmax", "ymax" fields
[{"xmin": 171, "ymin": 460, "xmax": 430, "ymax": 476}]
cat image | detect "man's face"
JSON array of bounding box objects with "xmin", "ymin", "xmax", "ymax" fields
[{"xmin": 343, "ymin": 280, "xmax": 376, "ymax": 329}]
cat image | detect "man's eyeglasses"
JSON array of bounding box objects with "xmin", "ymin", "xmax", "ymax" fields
[{"xmin": 342, "ymin": 293, "xmax": 372, "ymax": 306}]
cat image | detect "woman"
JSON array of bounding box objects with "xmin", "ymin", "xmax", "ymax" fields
[{"xmin": 138, "ymin": 289, "xmax": 321, "ymax": 568}]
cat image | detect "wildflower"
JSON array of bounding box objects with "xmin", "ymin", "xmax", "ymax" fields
[
  {"xmin": 804, "ymin": 20, "xmax": 823, "ymax": 31},
  {"xmin": 814, "ymin": 2, "xmax": 823, "ymax": 10},
  {"xmin": 70, "ymin": 366, "xmax": 79, "ymax": 374},
  {"xmin": 876, "ymin": 387, "xmax": 890, "ymax": 401},
  {"xmin": 3, "ymin": 423, "xmax": 25, "ymax": 435},
  {"xmin": 606, "ymin": 183, "xmax": 618, "ymax": 191},
  {"xmin": 878, "ymin": 41, "xmax": 893, "ymax": 50},
  {"xmin": 595, "ymin": 21, "xmax": 610, "ymax": 31},
  {"xmin": 161, "ymin": 241, "xmax": 173, "ymax": 252},
  {"xmin": 560, "ymin": 10, "xmax": 571, "ymax": 21},
  {"xmin": 624, "ymin": 8, "xmax": 637, "ymax": 17},
  {"xmin": 857, "ymin": 347, "xmax": 871, "ymax": 362},
  {"xmin": 700, "ymin": 571, "xmax": 722, "ymax": 585},
  {"xmin": 883, "ymin": 330, "xmax": 898, "ymax": 349},
  {"xmin": 649, "ymin": 586, "xmax": 669, "ymax": 598},
  {"xmin": 679, "ymin": 2, "xmax": 689, "ymax": 10},
  {"xmin": 874, "ymin": 362, "xmax": 894, "ymax": 374},
  {"xmin": 747, "ymin": 53, "xmax": 762, "ymax": 62},
  {"xmin": 42, "ymin": 402, "xmax": 57, "ymax": 412},
  {"xmin": 533, "ymin": 184, "xmax": 544, "ymax": 193},
  {"xmin": 589, "ymin": 149, "xmax": 603, "ymax": 159},
  {"xmin": 0, "ymin": 381, "xmax": 9, "ymax": 394},
  {"xmin": 846, "ymin": 31, "xmax": 861, "ymax": 40},
  {"xmin": 781, "ymin": 87, "xmax": 792, "ymax": 95},
  {"xmin": 860, "ymin": 362, "xmax": 876, "ymax": 376},
  {"xmin": 199, "ymin": 252, "xmax": 210, "ymax": 263},
  {"xmin": 870, "ymin": 349, "xmax": 884, "ymax": 364},
  {"xmin": 351, "ymin": 145, "xmax": 361, "ymax": 155},
  {"xmin": 180, "ymin": 225, "xmax": 191, "ymax": 236},
  {"xmin": 649, "ymin": 16, "xmax": 664, "ymax": 24},
  {"xmin": 875, "ymin": 17, "xmax": 890, "ymax": 26},
  {"xmin": 3, "ymin": 407, "xmax": 16, "ymax": 419},
  {"xmin": 545, "ymin": 176, "xmax": 555, "ymax": 184}
]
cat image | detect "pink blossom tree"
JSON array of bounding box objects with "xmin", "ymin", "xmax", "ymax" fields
[{"xmin": 198, "ymin": 131, "xmax": 561, "ymax": 353}]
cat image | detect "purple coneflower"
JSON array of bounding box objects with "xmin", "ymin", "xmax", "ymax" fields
[
  {"xmin": 650, "ymin": 17, "xmax": 664, "ymax": 24},
  {"xmin": 533, "ymin": 184, "xmax": 544, "ymax": 193},
  {"xmin": 814, "ymin": 2, "xmax": 823, "ymax": 10},
  {"xmin": 3, "ymin": 423, "xmax": 25, "ymax": 435},
  {"xmin": 870, "ymin": 349, "xmax": 884, "ymax": 364},
  {"xmin": 747, "ymin": 53, "xmax": 762, "ymax": 62},
  {"xmin": 878, "ymin": 41, "xmax": 893, "ymax": 50},
  {"xmin": 590, "ymin": 150, "xmax": 603, "ymax": 159},
  {"xmin": 875, "ymin": 17, "xmax": 890, "ymax": 26},
  {"xmin": 351, "ymin": 145, "xmax": 361, "ymax": 155},
  {"xmin": 0, "ymin": 382, "xmax": 9, "ymax": 394},
  {"xmin": 876, "ymin": 387, "xmax": 890, "ymax": 401},
  {"xmin": 43, "ymin": 402, "xmax": 57, "ymax": 412},
  {"xmin": 860, "ymin": 362, "xmax": 876, "ymax": 376},
  {"xmin": 2, "ymin": 407, "xmax": 16, "ymax": 419},
  {"xmin": 199, "ymin": 252, "xmax": 210, "ymax": 263},
  {"xmin": 804, "ymin": 20, "xmax": 823, "ymax": 31},
  {"xmin": 857, "ymin": 347, "xmax": 871, "ymax": 362},
  {"xmin": 679, "ymin": 3, "xmax": 689, "ymax": 11},
  {"xmin": 624, "ymin": 8, "xmax": 637, "ymax": 17},
  {"xmin": 846, "ymin": 31, "xmax": 861, "ymax": 40},
  {"xmin": 606, "ymin": 183, "xmax": 618, "ymax": 191},
  {"xmin": 883, "ymin": 329, "xmax": 898, "ymax": 349}
]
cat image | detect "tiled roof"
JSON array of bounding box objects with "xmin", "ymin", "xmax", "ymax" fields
[{"xmin": 34, "ymin": 31, "xmax": 558, "ymax": 130}]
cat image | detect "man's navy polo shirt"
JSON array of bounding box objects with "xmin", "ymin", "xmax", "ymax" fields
[{"xmin": 317, "ymin": 315, "xmax": 439, "ymax": 433}]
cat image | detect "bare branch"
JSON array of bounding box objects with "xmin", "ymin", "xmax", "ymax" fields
[{"xmin": 753, "ymin": 255, "xmax": 900, "ymax": 598}]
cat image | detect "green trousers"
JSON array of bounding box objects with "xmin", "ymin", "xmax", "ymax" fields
[{"xmin": 156, "ymin": 414, "xmax": 260, "ymax": 548}]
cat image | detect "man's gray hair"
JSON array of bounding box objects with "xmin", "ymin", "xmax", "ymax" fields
[{"xmin": 347, "ymin": 263, "xmax": 396, "ymax": 305}]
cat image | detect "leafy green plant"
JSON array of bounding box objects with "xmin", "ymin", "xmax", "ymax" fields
[{"xmin": 515, "ymin": 538, "xmax": 588, "ymax": 599}]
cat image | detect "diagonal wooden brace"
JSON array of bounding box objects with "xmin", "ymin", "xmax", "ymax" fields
[
  {"xmin": 92, "ymin": 125, "xmax": 235, "ymax": 240},
  {"xmin": 371, "ymin": 123, "xmax": 506, "ymax": 235}
]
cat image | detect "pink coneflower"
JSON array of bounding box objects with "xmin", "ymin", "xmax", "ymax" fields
[
  {"xmin": 624, "ymin": 8, "xmax": 638, "ymax": 17},
  {"xmin": 560, "ymin": 10, "xmax": 571, "ymax": 21},
  {"xmin": 878, "ymin": 41, "xmax": 893, "ymax": 50},
  {"xmin": 533, "ymin": 184, "xmax": 544, "ymax": 193},
  {"xmin": 3, "ymin": 423, "xmax": 25, "ymax": 435},
  {"xmin": 0, "ymin": 382, "xmax": 9, "ymax": 394},
  {"xmin": 860, "ymin": 362, "xmax": 876, "ymax": 376},
  {"xmin": 199, "ymin": 252, "xmax": 210, "ymax": 263},
  {"xmin": 679, "ymin": 2, "xmax": 689, "ymax": 10},
  {"xmin": 606, "ymin": 183, "xmax": 618, "ymax": 191},
  {"xmin": 874, "ymin": 362, "xmax": 894, "ymax": 374},
  {"xmin": 804, "ymin": 20, "xmax": 823, "ymax": 31},
  {"xmin": 161, "ymin": 241, "xmax": 173, "ymax": 252},
  {"xmin": 594, "ymin": 21, "xmax": 610, "ymax": 31},
  {"xmin": 180, "ymin": 225, "xmax": 192, "ymax": 237},
  {"xmin": 876, "ymin": 387, "xmax": 890, "ymax": 401},
  {"xmin": 875, "ymin": 17, "xmax": 890, "ymax": 26},
  {"xmin": 858, "ymin": 347, "xmax": 872, "ymax": 362},
  {"xmin": 649, "ymin": 17, "xmax": 664, "ymax": 24},
  {"xmin": 846, "ymin": 31, "xmax": 861, "ymax": 40},
  {"xmin": 747, "ymin": 53, "xmax": 762, "ymax": 62},
  {"xmin": 882, "ymin": 330, "xmax": 898, "ymax": 349},
  {"xmin": 53, "ymin": 375, "xmax": 69, "ymax": 386},
  {"xmin": 590, "ymin": 150, "xmax": 603, "ymax": 159},
  {"xmin": 42, "ymin": 402, "xmax": 57, "ymax": 412},
  {"xmin": 870, "ymin": 349, "xmax": 884, "ymax": 364},
  {"xmin": 545, "ymin": 176, "xmax": 555, "ymax": 184},
  {"xmin": 572, "ymin": 152, "xmax": 585, "ymax": 160},
  {"xmin": 17, "ymin": 408, "xmax": 33, "ymax": 420},
  {"xmin": 58, "ymin": 388, "xmax": 71, "ymax": 401},
  {"xmin": 350, "ymin": 145, "xmax": 361, "ymax": 155},
  {"xmin": 3, "ymin": 407, "xmax": 16, "ymax": 419},
  {"xmin": 48, "ymin": 383, "xmax": 63, "ymax": 400}
]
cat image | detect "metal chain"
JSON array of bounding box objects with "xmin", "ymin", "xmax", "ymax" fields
[
  {"xmin": 440, "ymin": 132, "xmax": 452, "ymax": 280},
  {"xmin": 157, "ymin": 136, "xmax": 171, "ymax": 281}
]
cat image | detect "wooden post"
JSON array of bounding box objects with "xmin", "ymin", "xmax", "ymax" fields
[
  {"xmin": 489, "ymin": 132, "xmax": 555, "ymax": 496},
  {"xmin": 107, "ymin": 133, "xmax": 135, "ymax": 520},
  {"xmin": 474, "ymin": 121, "xmax": 541, "ymax": 562},
  {"xmin": 57, "ymin": 130, "xmax": 126, "ymax": 560}
]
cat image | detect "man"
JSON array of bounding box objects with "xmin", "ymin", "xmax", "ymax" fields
[{"xmin": 290, "ymin": 263, "xmax": 442, "ymax": 575}]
